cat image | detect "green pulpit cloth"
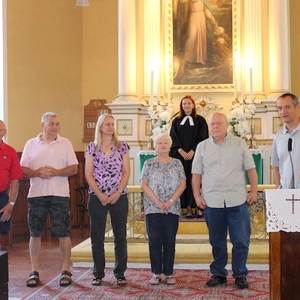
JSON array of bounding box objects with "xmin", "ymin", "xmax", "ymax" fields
[
  {"xmin": 246, "ymin": 149, "xmax": 263, "ymax": 184},
  {"xmin": 138, "ymin": 150, "xmax": 157, "ymax": 173}
]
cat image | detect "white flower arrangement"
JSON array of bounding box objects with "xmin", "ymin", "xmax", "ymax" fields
[
  {"xmin": 148, "ymin": 102, "xmax": 175, "ymax": 140},
  {"xmin": 227, "ymin": 98, "xmax": 256, "ymax": 138}
]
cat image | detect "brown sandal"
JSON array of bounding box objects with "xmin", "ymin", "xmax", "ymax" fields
[{"xmin": 59, "ymin": 270, "xmax": 72, "ymax": 287}]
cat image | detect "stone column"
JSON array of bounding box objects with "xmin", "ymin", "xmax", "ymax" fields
[
  {"xmin": 268, "ymin": 0, "xmax": 290, "ymax": 100},
  {"xmin": 243, "ymin": 0, "xmax": 263, "ymax": 100},
  {"xmin": 115, "ymin": 0, "xmax": 137, "ymax": 102}
]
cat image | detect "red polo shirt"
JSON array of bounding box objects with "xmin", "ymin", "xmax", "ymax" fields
[{"xmin": 0, "ymin": 141, "xmax": 23, "ymax": 192}]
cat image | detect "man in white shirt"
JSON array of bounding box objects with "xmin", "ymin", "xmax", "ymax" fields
[{"xmin": 21, "ymin": 112, "xmax": 78, "ymax": 288}]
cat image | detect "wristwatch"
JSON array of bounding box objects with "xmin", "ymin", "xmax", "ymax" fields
[{"xmin": 9, "ymin": 202, "xmax": 15, "ymax": 206}]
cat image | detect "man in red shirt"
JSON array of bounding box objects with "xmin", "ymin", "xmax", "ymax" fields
[{"xmin": 0, "ymin": 120, "xmax": 23, "ymax": 224}]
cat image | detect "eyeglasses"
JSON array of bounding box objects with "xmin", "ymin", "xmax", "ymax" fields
[
  {"xmin": 45, "ymin": 122, "xmax": 61, "ymax": 127},
  {"xmin": 209, "ymin": 122, "xmax": 226, "ymax": 127}
]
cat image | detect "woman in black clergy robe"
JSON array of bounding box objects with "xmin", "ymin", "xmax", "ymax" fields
[{"xmin": 170, "ymin": 95, "xmax": 209, "ymax": 218}]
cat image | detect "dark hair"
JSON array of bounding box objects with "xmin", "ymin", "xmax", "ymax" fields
[
  {"xmin": 277, "ymin": 93, "xmax": 299, "ymax": 106},
  {"xmin": 178, "ymin": 95, "xmax": 197, "ymax": 118}
]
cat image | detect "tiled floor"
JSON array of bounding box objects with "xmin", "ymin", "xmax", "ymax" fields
[{"xmin": 1, "ymin": 225, "xmax": 90, "ymax": 300}]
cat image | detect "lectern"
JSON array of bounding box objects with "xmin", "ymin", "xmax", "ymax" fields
[
  {"xmin": 0, "ymin": 251, "xmax": 8, "ymax": 300},
  {"xmin": 265, "ymin": 189, "xmax": 300, "ymax": 300}
]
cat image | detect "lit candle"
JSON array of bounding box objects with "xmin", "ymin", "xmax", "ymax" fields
[
  {"xmin": 249, "ymin": 67, "xmax": 253, "ymax": 103},
  {"xmin": 233, "ymin": 53, "xmax": 237, "ymax": 99},
  {"xmin": 150, "ymin": 71, "xmax": 153, "ymax": 110},
  {"xmin": 157, "ymin": 70, "xmax": 160, "ymax": 103},
  {"xmin": 167, "ymin": 59, "xmax": 171, "ymax": 103},
  {"xmin": 240, "ymin": 59, "xmax": 244, "ymax": 100}
]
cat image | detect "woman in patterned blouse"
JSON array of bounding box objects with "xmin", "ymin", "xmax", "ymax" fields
[
  {"xmin": 141, "ymin": 133, "xmax": 186, "ymax": 285},
  {"xmin": 85, "ymin": 114, "xmax": 130, "ymax": 287}
]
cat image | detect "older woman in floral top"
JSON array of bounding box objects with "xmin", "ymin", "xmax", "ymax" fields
[
  {"xmin": 85, "ymin": 114, "xmax": 130, "ymax": 287},
  {"xmin": 141, "ymin": 133, "xmax": 186, "ymax": 285}
]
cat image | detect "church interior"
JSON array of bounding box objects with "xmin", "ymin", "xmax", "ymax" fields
[{"xmin": 1, "ymin": 0, "xmax": 300, "ymax": 298}]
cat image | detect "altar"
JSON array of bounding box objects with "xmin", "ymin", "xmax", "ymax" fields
[
  {"xmin": 246, "ymin": 148, "xmax": 263, "ymax": 184},
  {"xmin": 138, "ymin": 150, "xmax": 157, "ymax": 173}
]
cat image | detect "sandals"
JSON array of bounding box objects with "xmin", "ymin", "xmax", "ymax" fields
[
  {"xmin": 59, "ymin": 270, "xmax": 72, "ymax": 287},
  {"xmin": 116, "ymin": 276, "xmax": 127, "ymax": 286},
  {"xmin": 149, "ymin": 275, "xmax": 161, "ymax": 285},
  {"xmin": 26, "ymin": 271, "xmax": 39, "ymax": 287},
  {"xmin": 166, "ymin": 276, "xmax": 176, "ymax": 285},
  {"xmin": 92, "ymin": 277, "xmax": 102, "ymax": 286}
]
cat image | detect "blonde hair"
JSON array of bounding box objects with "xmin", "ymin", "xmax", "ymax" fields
[{"xmin": 94, "ymin": 114, "xmax": 120, "ymax": 150}]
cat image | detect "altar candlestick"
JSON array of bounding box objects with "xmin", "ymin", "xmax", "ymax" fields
[
  {"xmin": 249, "ymin": 67, "xmax": 253, "ymax": 103},
  {"xmin": 150, "ymin": 71, "xmax": 153, "ymax": 110}
]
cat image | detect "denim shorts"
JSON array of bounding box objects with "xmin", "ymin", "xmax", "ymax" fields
[{"xmin": 28, "ymin": 196, "xmax": 71, "ymax": 238}]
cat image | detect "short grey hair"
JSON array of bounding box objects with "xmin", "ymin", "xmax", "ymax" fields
[
  {"xmin": 41, "ymin": 112, "xmax": 58, "ymax": 122},
  {"xmin": 153, "ymin": 133, "xmax": 172, "ymax": 149}
]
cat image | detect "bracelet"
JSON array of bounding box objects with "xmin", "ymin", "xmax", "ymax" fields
[
  {"xmin": 169, "ymin": 198, "xmax": 174, "ymax": 203},
  {"xmin": 118, "ymin": 189, "xmax": 122, "ymax": 195}
]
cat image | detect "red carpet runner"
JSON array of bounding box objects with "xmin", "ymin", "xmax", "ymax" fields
[{"xmin": 22, "ymin": 267, "xmax": 269, "ymax": 299}]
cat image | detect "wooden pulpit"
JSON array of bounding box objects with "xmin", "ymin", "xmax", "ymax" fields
[{"xmin": 266, "ymin": 189, "xmax": 300, "ymax": 300}]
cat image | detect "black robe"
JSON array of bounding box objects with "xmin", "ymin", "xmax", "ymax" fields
[{"xmin": 170, "ymin": 114, "xmax": 209, "ymax": 209}]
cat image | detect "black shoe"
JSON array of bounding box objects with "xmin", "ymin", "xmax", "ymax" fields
[
  {"xmin": 235, "ymin": 277, "xmax": 249, "ymax": 289},
  {"xmin": 196, "ymin": 214, "xmax": 204, "ymax": 219},
  {"xmin": 206, "ymin": 275, "xmax": 227, "ymax": 287},
  {"xmin": 185, "ymin": 215, "xmax": 193, "ymax": 219}
]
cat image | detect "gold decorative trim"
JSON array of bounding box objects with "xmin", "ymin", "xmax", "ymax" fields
[
  {"xmin": 117, "ymin": 119, "xmax": 133, "ymax": 136},
  {"xmin": 272, "ymin": 116, "xmax": 283, "ymax": 134},
  {"xmin": 168, "ymin": 0, "xmax": 238, "ymax": 90},
  {"xmin": 145, "ymin": 120, "xmax": 151, "ymax": 136}
]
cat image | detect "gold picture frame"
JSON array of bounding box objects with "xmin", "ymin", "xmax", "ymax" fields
[{"xmin": 169, "ymin": 0, "xmax": 236, "ymax": 89}]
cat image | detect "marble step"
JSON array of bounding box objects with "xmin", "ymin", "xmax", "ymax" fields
[{"xmin": 71, "ymin": 237, "xmax": 269, "ymax": 265}]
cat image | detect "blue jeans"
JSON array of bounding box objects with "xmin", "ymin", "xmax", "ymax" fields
[
  {"xmin": 145, "ymin": 213, "xmax": 179, "ymax": 276},
  {"xmin": 88, "ymin": 193, "xmax": 128, "ymax": 279},
  {"xmin": 204, "ymin": 202, "xmax": 250, "ymax": 278}
]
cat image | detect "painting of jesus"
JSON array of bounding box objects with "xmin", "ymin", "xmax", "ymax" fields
[{"xmin": 172, "ymin": 0, "xmax": 233, "ymax": 87}]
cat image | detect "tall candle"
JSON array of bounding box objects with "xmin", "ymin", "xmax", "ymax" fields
[
  {"xmin": 233, "ymin": 53, "xmax": 237, "ymax": 99},
  {"xmin": 240, "ymin": 59, "xmax": 244, "ymax": 100},
  {"xmin": 167, "ymin": 60, "xmax": 171, "ymax": 103},
  {"xmin": 249, "ymin": 67, "xmax": 253, "ymax": 103},
  {"xmin": 150, "ymin": 71, "xmax": 153, "ymax": 110},
  {"xmin": 157, "ymin": 71, "xmax": 160, "ymax": 103}
]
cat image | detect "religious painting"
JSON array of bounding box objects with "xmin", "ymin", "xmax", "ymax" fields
[{"xmin": 171, "ymin": 0, "xmax": 235, "ymax": 88}]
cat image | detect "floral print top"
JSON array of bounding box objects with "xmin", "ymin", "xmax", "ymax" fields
[
  {"xmin": 141, "ymin": 158, "xmax": 186, "ymax": 216},
  {"xmin": 86, "ymin": 141, "xmax": 130, "ymax": 196}
]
